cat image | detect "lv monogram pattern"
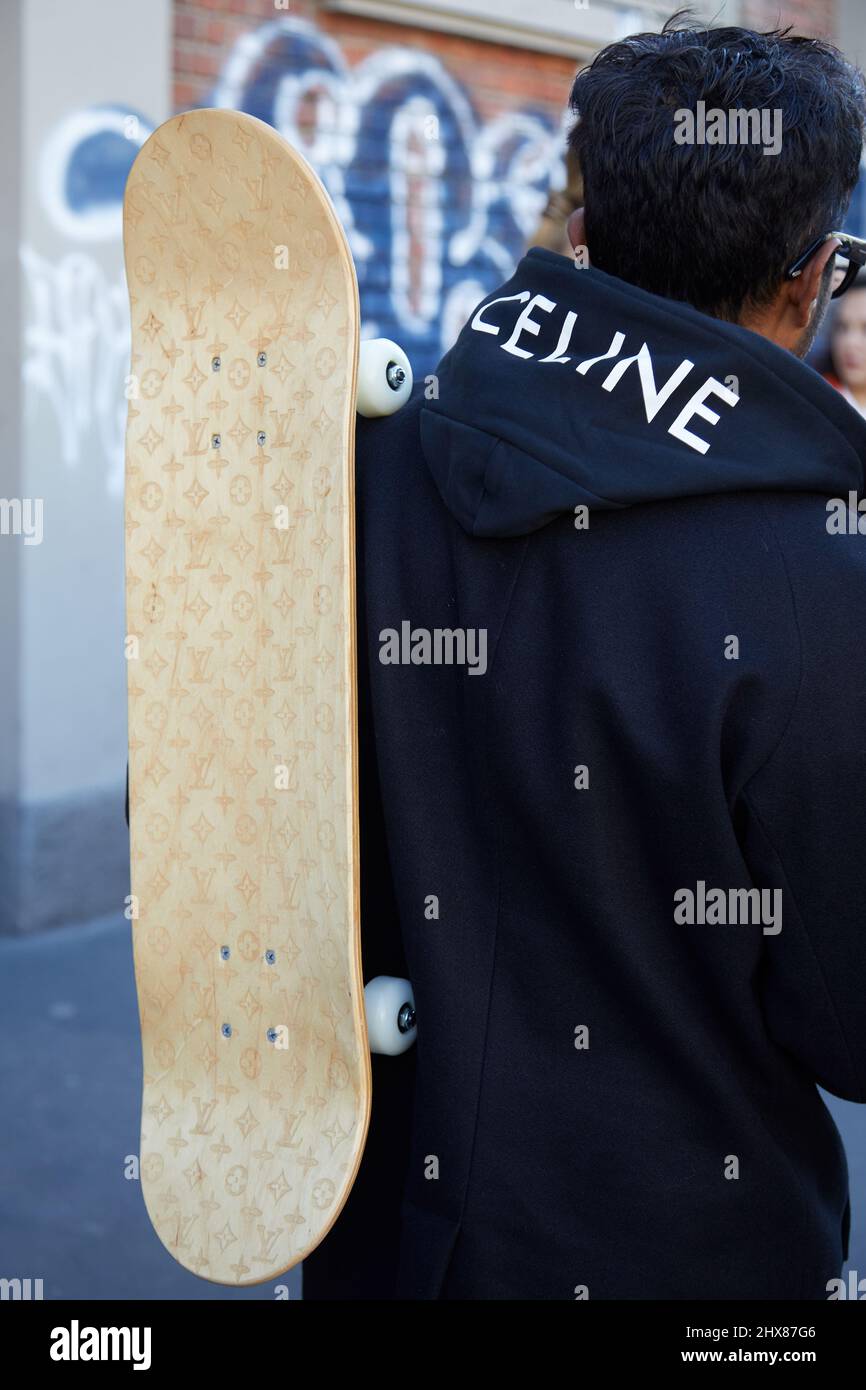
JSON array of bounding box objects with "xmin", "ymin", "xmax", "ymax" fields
[{"xmin": 124, "ymin": 111, "xmax": 367, "ymax": 1284}]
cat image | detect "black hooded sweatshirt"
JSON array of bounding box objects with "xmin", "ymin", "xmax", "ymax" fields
[{"xmin": 302, "ymin": 248, "xmax": 866, "ymax": 1301}]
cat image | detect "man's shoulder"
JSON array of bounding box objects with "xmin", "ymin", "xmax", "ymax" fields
[
  {"xmin": 756, "ymin": 488, "xmax": 866, "ymax": 599},
  {"xmin": 685, "ymin": 488, "xmax": 866, "ymax": 659}
]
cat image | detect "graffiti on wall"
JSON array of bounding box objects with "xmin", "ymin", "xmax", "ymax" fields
[
  {"xmin": 22, "ymin": 14, "xmax": 566, "ymax": 490},
  {"xmin": 212, "ymin": 16, "xmax": 567, "ymax": 366},
  {"xmin": 22, "ymin": 106, "xmax": 153, "ymax": 493}
]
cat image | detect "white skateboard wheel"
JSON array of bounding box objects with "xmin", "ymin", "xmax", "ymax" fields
[
  {"xmin": 356, "ymin": 338, "xmax": 413, "ymax": 417},
  {"xmin": 364, "ymin": 975, "xmax": 417, "ymax": 1055}
]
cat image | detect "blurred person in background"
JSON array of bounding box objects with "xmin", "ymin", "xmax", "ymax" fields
[
  {"xmin": 529, "ymin": 144, "xmax": 584, "ymax": 256},
  {"xmin": 824, "ymin": 271, "xmax": 866, "ymax": 416}
]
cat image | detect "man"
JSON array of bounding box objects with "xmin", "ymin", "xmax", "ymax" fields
[{"xmin": 304, "ymin": 17, "xmax": 866, "ymax": 1299}]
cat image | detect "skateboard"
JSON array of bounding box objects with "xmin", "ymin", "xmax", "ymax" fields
[{"xmin": 123, "ymin": 108, "xmax": 415, "ymax": 1286}]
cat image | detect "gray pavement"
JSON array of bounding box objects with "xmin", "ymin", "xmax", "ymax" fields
[
  {"xmin": 0, "ymin": 913, "xmax": 300, "ymax": 1300},
  {"xmin": 1, "ymin": 913, "xmax": 864, "ymax": 1299}
]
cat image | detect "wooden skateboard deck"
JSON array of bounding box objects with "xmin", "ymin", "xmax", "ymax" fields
[{"xmin": 123, "ymin": 109, "xmax": 369, "ymax": 1285}]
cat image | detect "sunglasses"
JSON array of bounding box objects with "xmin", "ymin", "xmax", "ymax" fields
[{"xmin": 786, "ymin": 231, "xmax": 866, "ymax": 298}]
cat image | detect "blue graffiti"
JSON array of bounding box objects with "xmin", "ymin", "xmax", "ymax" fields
[
  {"xmin": 40, "ymin": 104, "xmax": 153, "ymax": 241},
  {"xmin": 39, "ymin": 22, "xmax": 564, "ymax": 370},
  {"xmin": 210, "ymin": 17, "xmax": 565, "ymax": 377},
  {"xmin": 67, "ymin": 117, "xmax": 148, "ymax": 214}
]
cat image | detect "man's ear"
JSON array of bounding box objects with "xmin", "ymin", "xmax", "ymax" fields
[
  {"xmin": 788, "ymin": 237, "xmax": 840, "ymax": 325},
  {"xmin": 567, "ymin": 207, "xmax": 588, "ymax": 259}
]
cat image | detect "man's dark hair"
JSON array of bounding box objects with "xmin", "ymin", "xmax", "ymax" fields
[{"xmin": 568, "ymin": 11, "xmax": 866, "ymax": 320}]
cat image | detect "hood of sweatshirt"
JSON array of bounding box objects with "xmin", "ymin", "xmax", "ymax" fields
[{"xmin": 419, "ymin": 247, "xmax": 866, "ymax": 538}]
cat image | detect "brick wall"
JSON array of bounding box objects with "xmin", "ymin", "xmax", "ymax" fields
[
  {"xmin": 172, "ymin": 0, "xmax": 578, "ymax": 374},
  {"xmin": 174, "ymin": 1, "xmax": 578, "ymax": 122},
  {"xmin": 741, "ymin": 0, "xmax": 836, "ymax": 39}
]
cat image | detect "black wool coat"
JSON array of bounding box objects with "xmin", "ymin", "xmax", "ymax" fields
[{"xmin": 303, "ymin": 251, "xmax": 866, "ymax": 1300}]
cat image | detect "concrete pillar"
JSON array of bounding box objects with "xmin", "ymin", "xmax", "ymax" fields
[{"xmin": 3, "ymin": 0, "xmax": 171, "ymax": 931}]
